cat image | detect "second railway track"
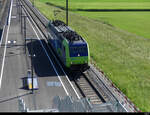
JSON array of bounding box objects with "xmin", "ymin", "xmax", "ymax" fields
[
  {"xmin": 73, "ymin": 71, "xmax": 108, "ymax": 105},
  {"xmin": 20, "ymin": 0, "xmax": 48, "ymax": 37}
]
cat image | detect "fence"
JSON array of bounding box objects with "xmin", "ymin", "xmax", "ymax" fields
[
  {"xmin": 18, "ymin": 96, "xmax": 127, "ymax": 112},
  {"xmin": 52, "ymin": 96, "xmax": 127, "ymax": 112}
]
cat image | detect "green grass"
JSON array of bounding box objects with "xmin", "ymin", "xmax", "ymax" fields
[
  {"xmin": 32, "ymin": 0, "xmax": 150, "ymax": 112},
  {"xmin": 75, "ymin": 11, "xmax": 150, "ymax": 38},
  {"xmin": 38, "ymin": 0, "xmax": 150, "ymax": 9}
]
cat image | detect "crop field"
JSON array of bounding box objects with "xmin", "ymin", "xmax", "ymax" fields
[{"xmin": 32, "ymin": 0, "xmax": 150, "ymax": 111}]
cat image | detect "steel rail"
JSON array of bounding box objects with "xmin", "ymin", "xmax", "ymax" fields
[{"xmin": 72, "ymin": 71, "xmax": 106, "ymax": 105}]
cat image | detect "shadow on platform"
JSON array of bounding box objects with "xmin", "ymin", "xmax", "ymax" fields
[
  {"xmin": 26, "ymin": 39, "xmax": 65, "ymax": 77},
  {"xmin": 0, "ymin": 92, "xmax": 31, "ymax": 104}
]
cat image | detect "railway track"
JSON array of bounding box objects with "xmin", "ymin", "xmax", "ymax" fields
[
  {"xmin": 86, "ymin": 68, "xmax": 115, "ymax": 101},
  {"xmin": 18, "ymin": 0, "xmax": 140, "ymax": 112},
  {"xmin": 73, "ymin": 71, "xmax": 107, "ymax": 105}
]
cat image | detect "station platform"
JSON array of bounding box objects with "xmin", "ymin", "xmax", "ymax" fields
[{"xmin": 0, "ymin": 0, "xmax": 67, "ymax": 112}]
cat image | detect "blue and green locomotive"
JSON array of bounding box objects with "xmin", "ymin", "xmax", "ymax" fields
[{"xmin": 46, "ymin": 20, "xmax": 90, "ymax": 71}]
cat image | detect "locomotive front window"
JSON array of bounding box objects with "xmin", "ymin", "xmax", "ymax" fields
[{"xmin": 69, "ymin": 45, "xmax": 88, "ymax": 57}]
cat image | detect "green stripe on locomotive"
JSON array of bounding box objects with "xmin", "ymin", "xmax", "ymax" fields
[{"xmin": 62, "ymin": 39, "xmax": 69, "ymax": 67}]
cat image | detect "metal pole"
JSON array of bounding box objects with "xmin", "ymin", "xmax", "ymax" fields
[
  {"xmin": 66, "ymin": 0, "xmax": 68, "ymax": 26},
  {"xmin": 17, "ymin": 0, "xmax": 18, "ymax": 14},
  {"xmin": 21, "ymin": 5, "xmax": 23, "ymax": 34},
  {"xmin": 19, "ymin": 1, "xmax": 21, "ymax": 22},
  {"xmin": 23, "ymin": 16, "xmax": 27, "ymax": 53},
  {"xmin": 0, "ymin": 1, "xmax": 1, "ymax": 9},
  {"xmin": 31, "ymin": 38, "xmax": 34, "ymax": 94}
]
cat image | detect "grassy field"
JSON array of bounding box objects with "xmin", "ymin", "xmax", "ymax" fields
[
  {"xmin": 32, "ymin": 0, "xmax": 150, "ymax": 111},
  {"xmin": 38, "ymin": 0, "xmax": 150, "ymax": 9},
  {"xmin": 37, "ymin": 0, "xmax": 150, "ymax": 38},
  {"xmin": 76, "ymin": 11, "xmax": 150, "ymax": 38}
]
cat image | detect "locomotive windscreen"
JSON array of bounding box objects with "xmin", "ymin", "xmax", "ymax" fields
[{"xmin": 69, "ymin": 44, "xmax": 88, "ymax": 57}]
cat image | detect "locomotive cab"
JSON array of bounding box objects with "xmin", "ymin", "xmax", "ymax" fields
[{"xmin": 68, "ymin": 42, "xmax": 90, "ymax": 71}]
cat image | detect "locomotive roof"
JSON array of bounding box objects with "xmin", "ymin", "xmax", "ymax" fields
[{"xmin": 51, "ymin": 20, "xmax": 85, "ymax": 43}]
